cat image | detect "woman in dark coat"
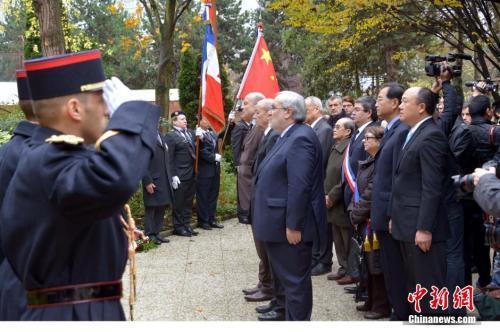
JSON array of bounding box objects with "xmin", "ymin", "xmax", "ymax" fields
[{"xmin": 350, "ymin": 126, "xmax": 391, "ymax": 320}]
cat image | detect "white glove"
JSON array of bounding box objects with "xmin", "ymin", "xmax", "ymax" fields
[
  {"xmin": 172, "ymin": 176, "xmax": 181, "ymax": 190},
  {"xmin": 215, "ymin": 153, "xmax": 221, "ymax": 162},
  {"xmin": 103, "ymin": 76, "xmax": 134, "ymax": 117},
  {"xmin": 228, "ymin": 111, "xmax": 235, "ymax": 121},
  {"xmin": 195, "ymin": 126, "xmax": 205, "ymax": 138}
]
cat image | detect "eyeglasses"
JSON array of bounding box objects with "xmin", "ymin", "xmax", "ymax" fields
[
  {"xmin": 363, "ymin": 136, "xmax": 378, "ymax": 141},
  {"xmin": 271, "ymin": 107, "xmax": 285, "ymax": 112}
]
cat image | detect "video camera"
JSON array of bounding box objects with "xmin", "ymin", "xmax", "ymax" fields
[
  {"xmin": 452, "ymin": 159, "xmax": 499, "ymax": 193},
  {"xmin": 424, "ymin": 53, "xmax": 472, "ymax": 77},
  {"xmin": 465, "ymin": 78, "xmax": 499, "ymax": 94}
]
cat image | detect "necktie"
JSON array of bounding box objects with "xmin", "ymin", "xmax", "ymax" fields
[
  {"xmin": 354, "ymin": 129, "xmax": 360, "ymax": 141},
  {"xmin": 402, "ymin": 131, "xmax": 414, "ymax": 149}
]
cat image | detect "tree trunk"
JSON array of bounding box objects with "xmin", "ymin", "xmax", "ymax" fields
[
  {"xmin": 384, "ymin": 48, "xmax": 399, "ymax": 82},
  {"xmin": 33, "ymin": 0, "xmax": 65, "ymax": 56},
  {"xmin": 156, "ymin": 0, "xmax": 177, "ymax": 119}
]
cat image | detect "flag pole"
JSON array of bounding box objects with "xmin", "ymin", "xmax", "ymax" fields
[{"xmin": 220, "ymin": 23, "xmax": 264, "ymax": 153}]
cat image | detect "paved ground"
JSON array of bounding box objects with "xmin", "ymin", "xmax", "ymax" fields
[{"xmin": 121, "ymin": 218, "xmax": 365, "ymax": 321}]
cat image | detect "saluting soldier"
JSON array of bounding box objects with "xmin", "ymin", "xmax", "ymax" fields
[
  {"xmin": 165, "ymin": 111, "xmax": 199, "ymax": 237},
  {"xmin": 0, "ymin": 50, "xmax": 160, "ymax": 320},
  {"xmin": 0, "ymin": 69, "xmax": 39, "ymax": 320}
]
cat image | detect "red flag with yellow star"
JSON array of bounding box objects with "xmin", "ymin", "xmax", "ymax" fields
[{"xmin": 236, "ymin": 26, "xmax": 279, "ymax": 100}]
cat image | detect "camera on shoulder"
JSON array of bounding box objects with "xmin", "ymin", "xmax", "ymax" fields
[{"xmin": 424, "ymin": 53, "xmax": 472, "ymax": 77}]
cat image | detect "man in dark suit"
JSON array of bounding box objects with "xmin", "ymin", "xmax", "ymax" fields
[
  {"xmin": 195, "ymin": 115, "xmax": 224, "ymax": 230},
  {"xmin": 338, "ymin": 96, "xmax": 377, "ymax": 285},
  {"xmin": 305, "ymin": 96, "xmax": 334, "ymax": 276},
  {"xmin": 391, "ymin": 87, "xmax": 449, "ymax": 315},
  {"xmin": 371, "ymin": 83, "xmax": 410, "ymax": 320},
  {"xmin": 252, "ymin": 91, "xmax": 327, "ymax": 321},
  {"xmin": 244, "ymin": 99, "xmax": 280, "ymax": 305},
  {"xmin": 165, "ymin": 111, "xmax": 199, "ymax": 237},
  {"xmin": 142, "ymin": 129, "xmax": 174, "ymax": 244},
  {"xmin": 232, "ymin": 92, "xmax": 265, "ymax": 224}
]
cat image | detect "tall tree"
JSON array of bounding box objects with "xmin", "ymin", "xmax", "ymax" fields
[
  {"xmin": 139, "ymin": 0, "xmax": 193, "ymax": 117},
  {"xmin": 33, "ymin": 0, "xmax": 65, "ymax": 56}
]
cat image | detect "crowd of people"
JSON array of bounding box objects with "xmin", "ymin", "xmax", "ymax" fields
[
  {"xmin": 0, "ymin": 48, "xmax": 499, "ymax": 322},
  {"xmin": 232, "ymin": 69, "xmax": 500, "ymax": 321}
]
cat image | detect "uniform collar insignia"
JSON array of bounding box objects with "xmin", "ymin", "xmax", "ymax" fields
[{"xmin": 45, "ymin": 134, "xmax": 84, "ymax": 145}]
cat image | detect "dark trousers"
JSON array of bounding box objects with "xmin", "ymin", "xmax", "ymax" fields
[
  {"xmin": 378, "ymin": 231, "xmax": 409, "ymax": 320},
  {"xmin": 312, "ymin": 222, "xmax": 333, "ymax": 267},
  {"xmin": 463, "ymin": 199, "xmax": 491, "ymax": 287},
  {"xmin": 399, "ymin": 241, "xmax": 446, "ymax": 316},
  {"xmin": 196, "ymin": 175, "xmax": 220, "ymax": 225},
  {"xmin": 144, "ymin": 205, "xmax": 167, "ymax": 236},
  {"xmin": 172, "ymin": 178, "xmax": 196, "ymax": 231},
  {"xmin": 446, "ymin": 201, "xmax": 466, "ymax": 316},
  {"xmin": 332, "ymin": 223, "xmax": 351, "ymax": 275},
  {"xmin": 366, "ymin": 272, "xmax": 391, "ymax": 315},
  {"xmin": 251, "ymin": 223, "xmax": 273, "ymax": 294},
  {"xmin": 265, "ymin": 241, "xmax": 313, "ymax": 321}
]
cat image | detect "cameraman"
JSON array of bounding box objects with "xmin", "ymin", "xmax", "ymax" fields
[
  {"xmin": 431, "ymin": 66, "xmax": 468, "ymax": 315},
  {"xmin": 463, "ymin": 95, "xmax": 496, "ymax": 289},
  {"xmin": 473, "ymin": 167, "xmax": 500, "ymax": 291},
  {"xmin": 431, "ymin": 65, "xmax": 459, "ymax": 136}
]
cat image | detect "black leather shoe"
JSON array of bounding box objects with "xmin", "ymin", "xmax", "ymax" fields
[
  {"xmin": 199, "ymin": 223, "xmax": 212, "ymax": 230},
  {"xmin": 244, "ymin": 290, "xmax": 273, "ymax": 302},
  {"xmin": 238, "ymin": 217, "xmax": 250, "ymax": 224},
  {"xmin": 257, "ymin": 310, "xmax": 285, "ymax": 321},
  {"xmin": 364, "ymin": 311, "xmax": 390, "ymax": 320},
  {"xmin": 155, "ymin": 235, "xmax": 170, "ymax": 243},
  {"xmin": 311, "ymin": 263, "xmax": 332, "ymax": 276},
  {"xmin": 173, "ymin": 229, "xmax": 191, "ymax": 237},
  {"xmin": 256, "ymin": 302, "xmax": 274, "ymax": 314},
  {"xmin": 150, "ymin": 235, "xmax": 162, "ymax": 245},
  {"xmin": 187, "ymin": 228, "xmax": 199, "ymax": 236},
  {"xmin": 344, "ymin": 286, "xmax": 358, "ymax": 294},
  {"xmin": 209, "ymin": 222, "xmax": 224, "ymax": 229}
]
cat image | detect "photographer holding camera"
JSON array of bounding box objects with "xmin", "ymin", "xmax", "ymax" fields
[
  {"xmin": 461, "ymin": 95, "xmax": 497, "ymax": 290},
  {"xmin": 472, "ymin": 166, "xmax": 500, "ymax": 315}
]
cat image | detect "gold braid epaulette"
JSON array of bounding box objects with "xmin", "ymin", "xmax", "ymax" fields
[
  {"xmin": 45, "ymin": 135, "xmax": 84, "ymax": 145},
  {"xmin": 95, "ymin": 130, "xmax": 120, "ymax": 151}
]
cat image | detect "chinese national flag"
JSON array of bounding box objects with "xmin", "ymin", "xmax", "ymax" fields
[{"xmin": 237, "ymin": 28, "xmax": 280, "ymax": 100}]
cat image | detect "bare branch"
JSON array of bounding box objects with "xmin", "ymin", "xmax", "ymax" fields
[{"xmin": 174, "ymin": 0, "xmax": 192, "ymax": 25}]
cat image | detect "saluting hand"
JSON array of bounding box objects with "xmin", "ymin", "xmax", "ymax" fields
[
  {"xmin": 286, "ymin": 228, "xmax": 301, "ymax": 245},
  {"xmin": 145, "ymin": 183, "xmax": 156, "ymax": 194},
  {"xmin": 415, "ymin": 230, "xmax": 432, "ymax": 253}
]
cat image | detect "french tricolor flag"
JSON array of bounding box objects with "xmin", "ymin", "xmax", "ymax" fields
[{"xmin": 201, "ymin": 1, "xmax": 225, "ymax": 133}]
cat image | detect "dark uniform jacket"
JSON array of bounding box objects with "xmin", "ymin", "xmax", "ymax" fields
[
  {"xmin": 165, "ymin": 128, "xmax": 196, "ymax": 182},
  {"xmin": 0, "ymin": 121, "xmax": 38, "ymax": 320},
  {"xmin": 0, "ymin": 101, "xmax": 160, "ymax": 320},
  {"xmin": 141, "ymin": 134, "xmax": 174, "ymax": 207},
  {"xmin": 197, "ymin": 130, "xmax": 220, "ymax": 179},
  {"xmin": 324, "ymin": 139, "xmax": 349, "ymax": 227}
]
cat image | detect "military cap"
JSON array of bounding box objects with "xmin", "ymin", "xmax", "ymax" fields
[
  {"xmin": 16, "ymin": 69, "xmax": 31, "ymax": 101},
  {"xmin": 24, "ymin": 49, "xmax": 105, "ymax": 101},
  {"xmin": 171, "ymin": 110, "xmax": 186, "ymax": 118}
]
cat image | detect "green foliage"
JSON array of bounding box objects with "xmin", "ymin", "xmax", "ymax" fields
[
  {"xmin": 178, "ymin": 48, "xmax": 201, "ymax": 128},
  {"xmin": 215, "ymin": 159, "xmax": 237, "ymax": 220},
  {"xmin": 0, "ymin": 131, "xmax": 11, "ymax": 145},
  {"xmin": 0, "ymin": 105, "xmax": 24, "ymax": 137},
  {"xmin": 128, "ymin": 188, "xmax": 145, "ymax": 220}
]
